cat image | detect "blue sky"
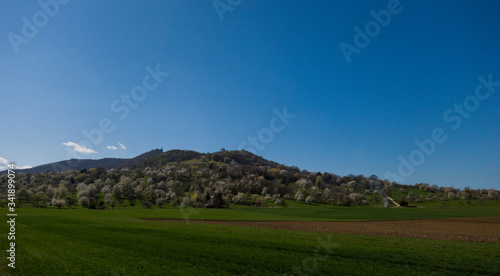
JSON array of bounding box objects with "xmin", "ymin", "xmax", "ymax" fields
[{"xmin": 0, "ymin": 0, "xmax": 499, "ymax": 190}]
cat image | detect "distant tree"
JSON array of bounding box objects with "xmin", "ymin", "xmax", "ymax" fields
[
  {"xmin": 66, "ymin": 197, "xmax": 76, "ymax": 208},
  {"xmin": 32, "ymin": 192, "xmax": 45, "ymax": 208},
  {"xmin": 180, "ymin": 197, "xmax": 191, "ymax": 208},
  {"xmin": 204, "ymin": 191, "xmax": 211, "ymax": 203},
  {"xmin": 87, "ymin": 184, "xmax": 97, "ymax": 198},
  {"xmin": 156, "ymin": 198, "xmax": 167, "ymax": 208},
  {"xmin": 305, "ymin": 195, "xmax": 314, "ymax": 204},
  {"xmin": 295, "ymin": 191, "xmax": 305, "ymax": 202},
  {"xmin": 37, "ymin": 184, "xmax": 48, "ymax": 193},
  {"xmin": 331, "ymin": 194, "xmax": 353, "ymax": 207},
  {"xmin": 16, "ymin": 188, "xmax": 32, "ymax": 206},
  {"xmin": 141, "ymin": 200, "xmax": 153, "ymax": 209},
  {"xmin": 348, "ymin": 193, "xmax": 365, "ymax": 205},
  {"xmin": 274, "ymin": 198, "xmax": 286, "ymax": 206},
  {"xmin": 76, "ymin": 183, "xmax": 87, "ymax": 192},
  {"xmin": 233, "ymin": 192, "xmax": 247, "ymax": 205},
  {"xmin": 171, "ymin": 197, "xmax": 180, "ymax": 208},
  {"xmin": 101, "ymin": 185, "xmax": 111, "ymax": 194},
  {"xmin": 251, "ymin": 194, "xmax": 259, "ymax": 203},
  {"xmin": 93, "ymin": 179, "xmax": 104, "ymax": 190},
  {"xmin": 296, "ymin": 179, "xmax": 310, "ymax": 189},
  {"xmin": 155, "ymin": 189, "xmax": 166, "ymax": 199},
  {"xmin": 78, "ymin": 196, "xmax": 90, "ymax": 207},
  {"xmin": 52, "ymin": 197, "xmax": 66, "ymax": 209},
  {"xmin": 315, "ymin": 175, "xmax": 323, "ymax": 185},
  {"xmin": 347, "ymin": 181, "xmax": 358, "ymax": 192},
  {"xmin": 74, "ymin": 173, "xmax": 87, "ymax": 183},
  {"xmin": 104, "ymin": 193, "xmax": 115, "ymax": 209},
  {"xmin": 46, "ymin": 187, "xmax": 56, "ymax": 199},
  {"xmin": 56, "ymin": 187, "xmax": 68, "ymax": 199},
  {"xmin": 211, "ymin": 153, "xmax": 221, "ymax": 162},
  {"xmin": 96, "ymin": 197, "xmax": 106, "ymax": 209},
  {"xmin": 211, "ymin": 191, "xmax": 225, "ymax": 208},
  {"xmin": 487, "ymin": 189, "xmax": 499, "ymax": 200},
  {"xmin": 112, "ymin": 185, "xmax": 123, "ymax": 198},
  {"xmin": 407, "ymin": 192, "xmax": 416, "ymax": 202}
]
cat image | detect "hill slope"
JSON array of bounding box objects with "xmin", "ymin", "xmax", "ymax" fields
[
  {"xmin": 5, "ymin": 149, "xmax": 164, "ymax": 174},
  {"xmin": 6, "ymin": 148, "xmax": 281, "ymax": 174}
]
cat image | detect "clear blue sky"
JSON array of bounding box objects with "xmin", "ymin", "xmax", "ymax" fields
[{"xmin": 1, "ymin": 0, "xmax": 499, "ymax": 190}]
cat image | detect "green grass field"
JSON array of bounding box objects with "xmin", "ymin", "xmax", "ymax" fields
[{"xmin": 1, "ymin": 202, "xmax": 500, "ymax": 275}]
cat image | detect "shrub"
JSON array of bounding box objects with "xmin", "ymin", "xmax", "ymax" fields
[
  {"xmin": 295, "ymin": 191, "xmax": 305, "ymax": 202},
  {"xmin": 51, "ymin": 197, "xmax": 66, "ymax": 209},
  {"xmin": 180, "ymin": 197, "xmax": 191, "ymax": 208},
  {"xmin": 274, "ymin": 198, "xmax": 286, "ymax": 206},
  {"xmin": 232, "ymin": 192, "xmax": 247, "ymax": 205},
  {"xmin": 97, "ymin": 198, "xmax": 106, "ymax": 209},
  {"xmin": 141, "ymin": 200, "xmax": 153, "ymax": 209},
  {"xmin": 78, "ymin": 196, "xmax": 90, "ymax": 207},
  {"xmin": 296, "ymin": 179, "xmax": 310, "ymax": 188},
  {"xmin": 156, "ymin": 198, "xmax": 167, "ymax": 208},
  {"xmin": 348, "ymin": 193, "xmax": 365, "ymax": 205},
  {"xmin": 305, "ymin": 195, "xmax": 314, "ymax": 204}
]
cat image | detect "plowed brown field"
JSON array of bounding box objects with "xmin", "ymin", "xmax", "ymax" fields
[{"xmin": 142, "ymin": 217, "xmax": 500, "ymax": 243}]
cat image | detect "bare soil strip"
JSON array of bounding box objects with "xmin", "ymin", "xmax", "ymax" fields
[{"xmin": 141, "ymin": 217, "xmax": 500, "ymax": 243}]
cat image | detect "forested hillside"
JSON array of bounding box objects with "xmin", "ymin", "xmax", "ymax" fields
[{"xmin": 2, "ymin": 149, "xmax": 499, "ymax": 210}]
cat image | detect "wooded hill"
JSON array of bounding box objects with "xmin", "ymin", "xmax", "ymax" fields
[{"xmin": 2, "ymin": 149, "xmax": 499, "ymax": 209}]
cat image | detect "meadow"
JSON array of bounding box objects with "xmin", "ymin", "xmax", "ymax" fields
[{"xmin": 1, "ymin": 202, "xmax": 499, "ymax": 275}]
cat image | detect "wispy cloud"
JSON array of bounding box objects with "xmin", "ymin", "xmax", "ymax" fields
[
  {"xmin": 0, "ymin": 157, "xmax": 9, "ymax": 171},
  {"xmin": 0, "ymin": 157, "xmax": 8, "ymax": 165},
  {"xmin": 63, "ymin": 141, "xmax": 97, "ymax": 154},
  {"xmin": 108, "ymin": 143, "xmax": 126, "ymax": 150},
  {"xmin": 0, "ymin": 157, "xmax": 31, "ymax": 171}
]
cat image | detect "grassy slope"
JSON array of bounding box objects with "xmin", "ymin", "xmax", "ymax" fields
[
  {"xmin": 1, "ymin": 203, "xmax": 499, "ymax": 275},
  {"xmin": 17, "ymin": 200, "xmax": 496, "ymax": 221}
]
